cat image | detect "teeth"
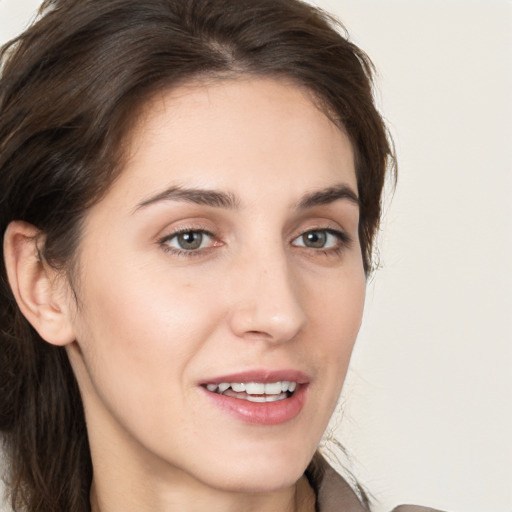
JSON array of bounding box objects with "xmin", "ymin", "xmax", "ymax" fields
[
  {"xmin": 218, "ymin": 383, "xmax": 230, "ymax": 393},
  {"xmin": 245, "ymin": 393, "xmax": 287, "ymax": 403},
  {"xmin": 205, "ymin": 381, "xmax": 298, "ymax": 396},
  {"xmin": 264, "ymin": 382, "xmax": 282, "ymax": 395},
  {"xmin": 245, "ymin": 382, "xmax": 265, "ymax": 394}
]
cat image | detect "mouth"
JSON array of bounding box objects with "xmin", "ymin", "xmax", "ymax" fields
[
  {"xmin": 199, "ymin": 370, "xmax": 309, "ymax": 425},
  {"xmin": 202, "ymin": 381, "xmax": 298, "ymax": 403}
]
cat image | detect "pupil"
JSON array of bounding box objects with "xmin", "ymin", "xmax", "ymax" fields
[
  {"xmin": 178, "ymin": 232, "xmax": 202, "ymax": 250},
  {"xmin": 304, "ymin": 231, "xmax": 326, "ymax": 248}
]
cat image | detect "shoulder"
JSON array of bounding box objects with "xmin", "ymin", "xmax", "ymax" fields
[{"xmin": 391, "ymin": 508, "xmax": 445, "ymax": 512}]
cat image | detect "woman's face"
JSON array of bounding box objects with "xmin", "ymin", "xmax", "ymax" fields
[{"xmin": 66, "ymin": 78, "xmax": 365, "ymax": 494}]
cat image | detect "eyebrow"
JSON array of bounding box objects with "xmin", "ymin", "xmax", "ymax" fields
[
  {"xmin": 134, "ymin": 185, "xmax": 239, "ymax": 212},
  {"xmin": 134, "ymin": 183, "xmax": 358, "ymax": 213},
  {"xmin": 296, "ymin": 184, "xmax": 359, "ymax": 209}
]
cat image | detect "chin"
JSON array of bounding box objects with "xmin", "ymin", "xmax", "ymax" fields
[
  {"xmin": 206, "ymin": 467, "xmax": 305, "ymax": 495},
  {"xmin": 189, "ymin": 440, "xmax": 315, "ymax": 494}
]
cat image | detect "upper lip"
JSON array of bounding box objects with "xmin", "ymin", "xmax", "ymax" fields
[{"xmin": 200, "ymin": 369, "xmax": 310, "ymax": 385}]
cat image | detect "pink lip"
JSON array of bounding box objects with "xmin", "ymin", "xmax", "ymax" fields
[
  {"xmin": 199, "ymin": 369, "xmax": 310, "ymax": 426},
  {"xmin": 199, "ymin": 369, "xmax": 310, "ymax": 385}
]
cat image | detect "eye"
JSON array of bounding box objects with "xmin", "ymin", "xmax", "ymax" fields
[
  {"xmin": 292, "ymin": 228, "xmax": 347, "ymax": 250},
  {"xmin": 160, "ymin": 229, "xmax": 216, "ymax": 252}
]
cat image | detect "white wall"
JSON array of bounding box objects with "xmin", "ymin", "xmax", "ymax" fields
[
  {"xmin": 1, "ymin": 1, "xmax": 510, "ymax": 512},
  {"xmin": 313, "ymin": 2, "xmax": 511, "ymax": 511},
  {"xmin": 0, "ymin": 0, "xmax": 41, "ymax": 42}
]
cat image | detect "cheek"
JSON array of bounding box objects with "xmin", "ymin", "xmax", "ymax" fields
[
  {"xmin": 71, "ymin": 260, "xmax": 223, "ymax": 412},
  {"xmin": 310, "ymin": 265, "xmax": 365, "ymax": 340},
  {"xmin": 307, "ymin": 266, "xmax": 365, "ymax": 384}
]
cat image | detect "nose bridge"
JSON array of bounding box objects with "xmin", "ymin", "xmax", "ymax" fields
[{"xmin": 228, "ymin": 241, "xmax": 307, "ymax": 343}]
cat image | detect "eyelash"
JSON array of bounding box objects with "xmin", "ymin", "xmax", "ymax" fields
[
  {"xmin": 158, "ymin": 227, "xmax": 218, "ymax": 258},
  {"xmin": 292, "ymin": 228, "xmax": 352, "ymax": 257},
  {"xmin": 158, "ymin": 226, "xmax": 352, "ymax": 258}
]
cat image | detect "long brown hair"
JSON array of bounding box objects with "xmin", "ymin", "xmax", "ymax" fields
[{"xmin": 0, "ymin": 0, "xmax": 395, "ymax": 510}]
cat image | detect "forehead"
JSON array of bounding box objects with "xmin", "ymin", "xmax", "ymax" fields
[{"xmin": 109, "ymin": 77, "xmax": 356, "ymax": 209}]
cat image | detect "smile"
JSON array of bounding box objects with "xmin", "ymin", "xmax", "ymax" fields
[{"xmin": 204, "ymin": 381, "xmax": 297, "ymax": 402}]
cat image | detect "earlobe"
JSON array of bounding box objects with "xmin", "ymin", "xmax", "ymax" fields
[{"xmin": 3, "ymin": 221, "xmax": 76, "ymax": 346}]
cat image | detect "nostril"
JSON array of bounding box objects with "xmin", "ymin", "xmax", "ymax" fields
[{"xmin": 241, "ymin": 330, "xmax": 275, "ymax": 342}]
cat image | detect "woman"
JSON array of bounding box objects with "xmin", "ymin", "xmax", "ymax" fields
[{"xmin": 0, "ymin": 0, "xmax": 442, "ymax": 511}]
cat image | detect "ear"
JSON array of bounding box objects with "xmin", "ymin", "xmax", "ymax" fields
[{"xmin": 3, "ymin": 221, "xmax": 76, "ymax": 346}]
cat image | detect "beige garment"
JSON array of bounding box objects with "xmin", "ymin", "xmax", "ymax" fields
[{"xmin": 310, "ymin": 455, "xmax": 445, "ymax": 512}]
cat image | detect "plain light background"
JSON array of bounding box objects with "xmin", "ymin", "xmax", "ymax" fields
[{"xmin": 1, "ymin": 1, "xmax": 511, "ymax": 511}]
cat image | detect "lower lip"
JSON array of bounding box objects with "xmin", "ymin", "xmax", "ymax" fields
[{"xmin": 201, "ymin": 385, "xmax": 308, "ymax": 426}]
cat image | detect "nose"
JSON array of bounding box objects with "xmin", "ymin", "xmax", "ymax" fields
[{"xmin": 228, "ymin": 249, "xmax": 307, "ymax": 344}]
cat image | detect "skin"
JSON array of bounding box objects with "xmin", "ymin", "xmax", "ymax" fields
[{"xmin": 5, "ymin": 78, "xmax": 366, "ymax": 511}]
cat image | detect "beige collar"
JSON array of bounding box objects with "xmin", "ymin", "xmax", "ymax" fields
[{"xmin": 306, "ymin": 454, "xmax": 368, "ymax": 512}]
